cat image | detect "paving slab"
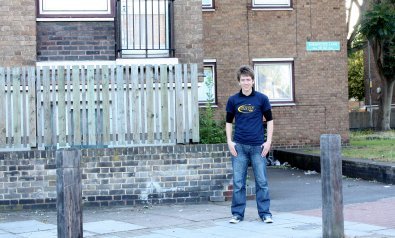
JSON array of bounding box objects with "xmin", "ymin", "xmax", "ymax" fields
[
  {"xmin": 0, "ymin": 220, "xmax": 56, "ymax": 234},
  {"xmin": 18, "ymin": 228, "xmax": 57, "ymax": 238},
  {"xmin": 83, "ymin": 220, "xmax": 146, "ymax": 234}
]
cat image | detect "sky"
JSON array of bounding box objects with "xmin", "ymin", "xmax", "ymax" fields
[{"xmin": 346, "ymin": 0, "xmax": 363, "ymax": 38}]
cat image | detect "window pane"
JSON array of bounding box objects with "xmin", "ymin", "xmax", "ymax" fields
[
  {"xmin": 199, "ymin": 64, "xmax": 216, "ymax": 103},
  {"xmin": 255, "ymin": 63, "xmax": 293, "ymax": 102},
  {"xmin": 253, "ymin": 0, "xmax": 290, "ymax": 7},
  {"xmin": 202, "ymin": 0, "xmax": 214, "ymax": 8},
  {"xmin": 42, "ymin": 0, "xmax": 109, "ymax": 11},
  {"xmin": 38, "ymin": 0, "xmax": 113, "ymax": 16}
]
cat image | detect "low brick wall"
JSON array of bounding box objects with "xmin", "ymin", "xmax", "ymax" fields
[
  {"xmin": 0, "ymin": 144, "xmax": 236, "ymax": 210},
  {"xmin": 273, "ymin": 149, "xmax": 395, "ymax": 184}
]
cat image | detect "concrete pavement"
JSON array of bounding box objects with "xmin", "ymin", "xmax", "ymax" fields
[{"xmin": 0, "ymin": 166, "xmax": 394, "ymax": 238}]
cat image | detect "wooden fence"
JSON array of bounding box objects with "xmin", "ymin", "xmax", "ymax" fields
[{"xmin": 0, "ymin": 64, "xmax": 199, "ymax": 150}]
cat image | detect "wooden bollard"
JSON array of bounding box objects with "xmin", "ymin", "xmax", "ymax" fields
[
  {"xmin": 320, "ymin": 134, "xmax": 344, "ymax": 238},
  {"xmin": 56, "ymin": 149, "xmax": 83, "ymax": 238}
]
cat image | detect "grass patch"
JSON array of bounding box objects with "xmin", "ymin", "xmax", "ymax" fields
[{"xmin": 302, "ymin": 130, "xmax": 395, "ymax": 162}]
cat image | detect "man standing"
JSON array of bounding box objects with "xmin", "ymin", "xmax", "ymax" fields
[{"xmin": 225, "ymin": 65, "xmax": 274, "ymax": 224}]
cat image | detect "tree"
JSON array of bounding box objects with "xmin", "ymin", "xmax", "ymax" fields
[
  {"xmin": 359, "ymin": 0, "xmax": 395, "ymax": 130},
  {"xmin": 347, "ymin": 0, "xmax": 395, "ymax": 130},
  {"xmin": 348, "ymin": 50, "xmax": 365, "ymax": 101}
]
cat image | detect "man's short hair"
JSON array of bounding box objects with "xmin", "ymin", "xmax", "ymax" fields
[{"xmin": 237, "ymin": 65, "xmax": 255, "ymax": 81}]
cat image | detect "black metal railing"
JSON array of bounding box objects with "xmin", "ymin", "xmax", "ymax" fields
[{"xmin": 116, "ymin": 0, "xmax": 175, "ymax": 58}]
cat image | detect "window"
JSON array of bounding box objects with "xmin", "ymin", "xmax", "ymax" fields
[
  {"xmin": 252, "ymin": 0, "xmax": 291, "ymax": 8},
  {"xmin": 254, "ymin": 59, "xmax": 294, "ymax": 104},
  {"xmin": 202, "ymin": 0, "xmax": 215, "ymax": 10},
  {"xmin": 199, "ymin": 61, "xmax": 217, "ymax": 105},
  {"xmin": 36, "ymin": 0, "xmax": 115, "ymax": 18}
]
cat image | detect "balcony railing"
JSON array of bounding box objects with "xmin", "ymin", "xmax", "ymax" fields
[{"xmin": 116, "ymin": 0, "xmax": 175, "ymax": 58}]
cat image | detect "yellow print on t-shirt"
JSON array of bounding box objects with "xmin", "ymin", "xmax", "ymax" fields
[{"xmin": 238, "ymin": 104, "xmax": 255, "ymax": 113}]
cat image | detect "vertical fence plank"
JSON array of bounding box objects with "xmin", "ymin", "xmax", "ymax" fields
[
  {"xmin": 116, "ymin": 65, "xmax": 126, "ymax": 145},
  {"xmin": 36, "ymin": 67, "xmax": 42, "ymax": 147},
  {"xmin": 21, "ymin": 68, "xmax": 27, "ymax": 146},
  {"xmin": 42, "ymin": 67, "xmax": 52, "ymax": 147},
  {"xmin": 72, "ymin": 66, "xmax": 81, "ymax": 146},
  {"xmin": 139, "ymin": 65, "xmax": 146, "ymax": 143},
  {"xmin": 124, "ymin": 65, "xmax": 131, "ymax": 143},
  {"xmin": 58, "ymin": 66, "xmax": 67, "ymax": 147},
  {"xmin": 6, "ymin": 68, "xmax": 12, "ymax": 147},
  {"xmin": 146, "ymin": 65, "xmax": 154, "ymax": 144},
  {"xmin": 95, "ymin": 66, "xmax": 102, "ymax": 145},
  {"xmin": 131, "ymin": 65, "xmax": 140, "ymax": 144},
  {"xmin": 0, "ymin": 68, "xmax": 6, "ymax": 147},
  {"xmin": 87, "ymin": 66, "xmax": 96, "ymax": 145},
  {"xmin": 110, "ymin": 66, "xmax": 116, "ymax": 145},
  {"xmin": 160, "ymin": 65, "xmax": 169, "ymax": 143},
  {"xmin": 168, "ymin": 65, "xmax": 175, "ymax": 143},
  {"xmin": 190, "ymin": 64, "xmax": 199, "ymax": 143},
  {"xmin": 154, "ymin": 65, "xmax": 160, "ymax": 142},
  {"xmin": 66, "ymin": 66, "xmax": 72, "ymax": 145},
  {"xmin": 175, "ymin": 64, "xmax": 184, "ymax": 144},
  {"xmin": 183, "ymin": 64, "xmax": 190, "ymax": 143},
  {"xmin": 28, "ymin": 67, "xmax": 37, "ymax": 148},
  {"xmin": 101, "ymin": 65, "xmax": 110, "ymax": 146},
  {"xmin": 80, "ymin": 66, "xmax": 87, "ymax": 145},
  {"xmin": 51, "ymin": 67, "xmax": 58, "ymax": 146},
  {"xmin": 12, "ymin": 68, "xmax": 21, "ymax": 147}
]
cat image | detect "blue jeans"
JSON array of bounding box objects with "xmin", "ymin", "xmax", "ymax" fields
[{"xmin": 231, "ymin": 143, "xmax": 271, "ymax": 219}]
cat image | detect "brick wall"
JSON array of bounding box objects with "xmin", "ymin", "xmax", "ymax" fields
[
  {"xmin": 203, "ymin": 0, "xmax": 349, "ymax": 146},
  {"xmin": 0, "ymin": 0, "xmax": 36, "ymax": 66},
  {"xmin": 0, "ymin": 144, "xmax": 237, "ymax": 210},
  {"xmin": 174, "ymin": 0, "xmax": 204, "ymax": 65},
  {"xmin": 37, "ymin": 22, "xmax": 116, "ymax": 61}
]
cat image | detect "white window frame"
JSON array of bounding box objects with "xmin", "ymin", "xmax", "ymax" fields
[
  {"xmin": 253, "ymin": 58, "xmax": 294, "ymax": 105},
  {"xmin": 202, "ymin": 0, "xmax": 215, "ymax": 10},
  {"xmin": 37, "ymin": 0, "xmax": 115, "ymax": 18},
  {"xmin": 199, "ymin": 60, "xmax": 217, "ymax": 105},
  {"xmin": 252, "ymin": 0, "xmax": 292, "ymax": 9}
]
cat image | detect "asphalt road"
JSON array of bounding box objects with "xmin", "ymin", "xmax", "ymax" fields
[{"xmin": 263, "ymin": 166, "xmax": 395, "ymax": 212}]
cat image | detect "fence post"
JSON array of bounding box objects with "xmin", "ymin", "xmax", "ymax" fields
[
  {"xmin": 320, "ymin": 134, "xmax": 344, "ymax": 238},
  {"xmin": 56, "ymin": 148, "xmax": 83, "ymax": 238}
]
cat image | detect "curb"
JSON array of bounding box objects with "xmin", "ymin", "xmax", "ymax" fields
[{"xmin": 273, "ymin": 149, "xmax": 395, "ymax": 184}]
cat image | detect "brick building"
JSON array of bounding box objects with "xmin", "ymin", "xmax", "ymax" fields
[{"xmin": 0, "ymin": 0, "xmax": 349, "ymax": 146}]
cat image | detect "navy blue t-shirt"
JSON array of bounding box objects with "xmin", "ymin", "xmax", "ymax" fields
[{"xmin": 226, "ymin": 90, "xmax": 272, "ymax": 146}]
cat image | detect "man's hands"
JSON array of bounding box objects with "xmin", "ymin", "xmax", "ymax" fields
[
  {"xmin": 227, "ymin": 141, "xmax": 237, "ymax": 157},
  {"xmin": 228, "ymin": 140, "xmax": 271, "ymax": 158},
  {"xmin": 261, "ymin": 141, "xmax": 271, "ymax": 157}
]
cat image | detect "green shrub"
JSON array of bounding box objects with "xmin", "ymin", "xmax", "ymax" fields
[
  {"xmin": 199, "ymin": 73, "xmax": 226, "ymax": 144},
  {"xmin": 199, "ymin": 104, "xmax": 226, "ymax": 144}
]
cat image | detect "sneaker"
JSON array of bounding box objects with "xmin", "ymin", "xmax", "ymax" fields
[
  {"xmin": 229, "ymin": 216, "xmax": 242, "ymax": 224},
  {"xmin": 263, "ymin": 216, "xmax": 273, "ymax": 223}
]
